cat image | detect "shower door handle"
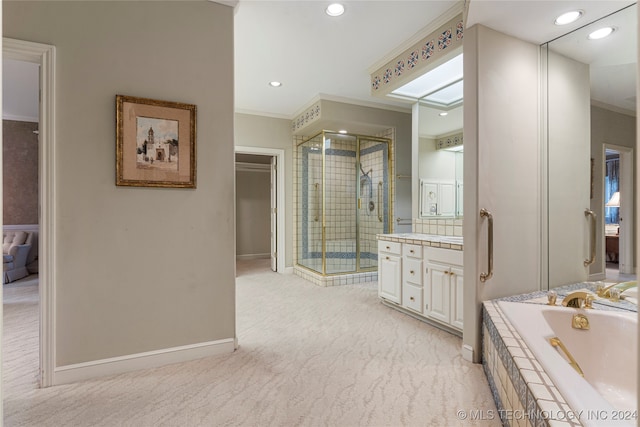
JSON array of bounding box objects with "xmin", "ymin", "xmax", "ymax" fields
[
  {"xmin": 480, "ymin": 208, "xmax": 493, "ymax": 283},
  {"xmin": 584, "ymin": 209, "xmax": 596, "ymax": 266},
  {"xmin": 314, "ymin": 183, "xmax": 320, "ymax": 222},
  {"xmin": 377, "ymin": 181, "xmax": 383, "ymax": 222}
]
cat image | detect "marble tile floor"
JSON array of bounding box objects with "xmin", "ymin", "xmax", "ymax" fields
[{"xmin": 3, "ymin": 261, "xmax": 498, "ymax": 426}]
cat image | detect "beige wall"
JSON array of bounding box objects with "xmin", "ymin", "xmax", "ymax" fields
[
  {"xmin": 3, "ymin": 120, "xmax": 38, "ymax": 225},
  {"xmin": 464, "ymin": 25, "xmax": 541, "ymax": 362},
  {"xmin": 547, "ymin": 50, "xmax": 591, "ymax": 288},
  {"xmin": 236, "ymin": 169, "xmax": 271, "ymax": 258},
  {"xmin": 4, "ymin": 1, "xmax": 236, "ymax": 366}
]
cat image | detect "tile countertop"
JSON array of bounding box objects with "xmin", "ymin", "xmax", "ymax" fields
[{"xmin": 376, "ymin": 233, "xmax": 463, "ymax": 251}]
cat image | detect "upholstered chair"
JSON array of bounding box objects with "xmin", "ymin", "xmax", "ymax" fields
[{"xmin": 3, "ymin": 231, "xmax": 33, "ymax": 283}]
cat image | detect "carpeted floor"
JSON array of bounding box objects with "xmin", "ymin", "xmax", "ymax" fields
[{"xmin": 3, "ymin": 260, "xmax": 499, "ymax": 426}]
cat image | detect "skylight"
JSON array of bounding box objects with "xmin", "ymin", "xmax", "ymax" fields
[{"xmin": 391, "ymin": 53, "xmax": 463, "ymax": 104}]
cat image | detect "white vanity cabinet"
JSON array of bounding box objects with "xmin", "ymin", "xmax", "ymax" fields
[
  {"xmin": 378, "ymin": 241, "xmax": 402, "ymax": 304},
  {"xmin": 424, "ymin": 247, "xmax": 464, "ymax": 331},
  {"xmin": 377, "ymin": 235, "xmax": 463, "ymax": 335}
]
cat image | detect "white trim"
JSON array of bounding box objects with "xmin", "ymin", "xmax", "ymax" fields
[
  {"xmin": 591, "ymin": 100, "xmax": 636, "ymax": 118},
  {"xmin": 3, "ymin": 113, "xmax": 39, "ymax": 123},
  {"xmin": 53, "ymin": 338, "xmax": 235, "ymax": 386},
  {"xmin": 3, "ymin": 224, "xmax": 39, "ymax": 232},
  {"xmin": 235, "ymin": 146, "xmax": 286, "ymax": 274},
  {"xmin": 291, "ymin": 93, "xmax": 410, "ymax": 120},
  {"xmin": 235, "ymin": 109, "xmax": 291, "ymax": 121},
  {"xmin": 461, "ymin": 344, "xmax": 474, "ymax": 362},
  {"xmin": 3, "ymin": 38, "xmax": 56, "ymax": 388}
]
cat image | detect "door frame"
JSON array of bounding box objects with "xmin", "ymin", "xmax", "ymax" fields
[
  {"xmin": 235, "ymin": 146, "xmax": 285, "ymax": 273},
  {"xmin": 603, "ymin": 143, "xmax": 635, "ymax": 275},
  {"xmin": 4, "ymin": 38, "xmax": 56, "ymax": 387}
]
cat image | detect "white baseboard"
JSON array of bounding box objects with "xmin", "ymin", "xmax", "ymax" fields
[
  {"xmin": 53, "ymin": 338, "xmax": 235, "ymax": 385},
  {"xmin": 462, "ymin": 344, "xmax": 474, "ymax": 362},
  {"xmin": 282, "ymin": 266, "xmax": 294, "ymax": 274}
]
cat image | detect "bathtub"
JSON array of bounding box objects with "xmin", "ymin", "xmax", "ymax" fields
[{"xmin": 499, "ymin": 301, "xmax": 637, "ymax": 427}]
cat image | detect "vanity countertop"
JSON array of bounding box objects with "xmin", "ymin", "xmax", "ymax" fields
[{"xmin": 376, "ymin": 233, "xmax": 463, "ymax": 251}]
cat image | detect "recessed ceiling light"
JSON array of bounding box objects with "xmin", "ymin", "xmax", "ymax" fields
[
  {"xmin": 338, "ymin": 129, "xmax": 348, "ymax": 134},
  {"xmin": 326, "ymin": 3, "xmax": 345, "ymax": 17},
  {"xmin": 268, "ymin": 81, "xmax": 282, "ymax": 87},
  {"xmin": 439, "ymin": 112, "xmax": 448, "ymax": 117},
  {"xmin": 588, "ymin": 27, "xmax": 615, "ymax": 40},
  {"xmin": 554, "ymin": 10, "xmax": 582, "ymax": 25}
]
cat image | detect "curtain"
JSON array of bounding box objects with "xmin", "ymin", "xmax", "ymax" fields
[{"xmin": 604, "ymin": 157, "xmax": 619, "ymax": 224}]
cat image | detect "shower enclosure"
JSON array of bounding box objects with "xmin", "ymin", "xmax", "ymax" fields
[{"xmin": 296, "ymin": 131, "xmax": 392, "ymax": 277}]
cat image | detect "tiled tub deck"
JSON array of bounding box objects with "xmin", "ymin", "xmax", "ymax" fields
[{"xmin": 482, "ymin": 284, "xmax": 637, "ymax": 427}]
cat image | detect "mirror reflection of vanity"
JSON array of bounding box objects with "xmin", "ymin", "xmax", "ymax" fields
[
  {"xmin": 415, "ymin": 51, "xmax": 464, "ymax": 221},
  {"xmin": 418, "ymin": 103, "xmax": 463, "ymax": 218}
]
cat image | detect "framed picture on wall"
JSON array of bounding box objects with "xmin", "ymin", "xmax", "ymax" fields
[{"xmin": 116, "ymin": 95, "xmax": 196, "ymax": 188}]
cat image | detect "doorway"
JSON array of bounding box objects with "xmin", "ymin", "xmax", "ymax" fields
[
  {"xmin": 235, "ymin": 146, "xmax": 285, "ymax": 273},
  {"xmin": 603, "ymin": 144, "xmax": 636, "ymax": 281},
  {"xmin": 4, "ymin": 38, "xmax": 56, "ymax": 387}
]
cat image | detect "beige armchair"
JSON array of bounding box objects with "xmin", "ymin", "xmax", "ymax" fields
[{"xmin": 3, "ymin": 231, "xmax": 33, "ymax": 283}]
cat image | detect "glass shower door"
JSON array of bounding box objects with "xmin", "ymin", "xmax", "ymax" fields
[
  {"xmin": 358, "ymin": 137, "xmax": 391, "ymax": 270},
  {"xmin": 297, "ymin": 134, "xmax": 323, "ymax": 274},
  {"xmin": 324, "ymin": 133, "xmax": 357, "ymax": 274}
]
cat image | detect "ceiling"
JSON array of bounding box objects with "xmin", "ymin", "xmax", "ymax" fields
[
  {"xmin": 3, "ymin": 1, "xmax": 636, "ymax": 125},
  {"xmin": 418, "ymin": 0, "xmax": 636, "ymax": 138},
  {"xmin": 233, "ymin": 0, "xmax": 459, "ymax": 118},
  {"xmin": 235, "ymin": 0, "xmax": 636, "ymax": 123}
]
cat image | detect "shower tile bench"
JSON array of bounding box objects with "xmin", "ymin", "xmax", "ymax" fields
[{"xmin": 376, "ymin": 233, "xmax": 464, "ymax": 336}]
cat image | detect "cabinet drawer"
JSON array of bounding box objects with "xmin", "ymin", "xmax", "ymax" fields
[
  {"xmin": 379, "ymin": 240, "xmax": 401, "ymax": 255},
  {"xmin": 403, "ymin": 243, "xmax": 422, "ymax": 259},
  {"xmin": 402, "ymin": 283, "xmax": 423, "ymax": 313},
  {"xmin": 403, "ymin": 257, "xmax": 423, "ymax": 286}
]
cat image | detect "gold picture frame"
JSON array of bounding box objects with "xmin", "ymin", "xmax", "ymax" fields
[{"xmin": 116, "ymin": 95, "xmax": 196, "ymax": 188}]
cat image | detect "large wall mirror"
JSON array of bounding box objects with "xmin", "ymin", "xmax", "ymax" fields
[
  {"xmin": 544, "ymin": 3, "xmax": 637, "ymax": 290},
  {"xmin": 417, "ymin": 52, "xmax": 464, "ymax": 219}
]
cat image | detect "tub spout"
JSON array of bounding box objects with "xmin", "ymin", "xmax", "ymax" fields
[{"xmin": 561, "ymin": 291, "xmax": 594, "ymax": 309}]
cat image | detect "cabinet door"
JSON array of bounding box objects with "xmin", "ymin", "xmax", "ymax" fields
[
  {"xmin": 450, "ymin": 266, "xmax": 464, "ymax": 330},
  {"xmin": 420, "ymin": 181, "xmax": 439, "ymax": 216},
  {"xmin": 379, "ymin": 254, "xmax": 401, "ymax": 304},
  {"xmin": 426, "ymin": 262, "xmax": 450, "ymax": 324},
  {"xmin": 439, "ymin": 181, "xmax": 456, "ymax": 216}
]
